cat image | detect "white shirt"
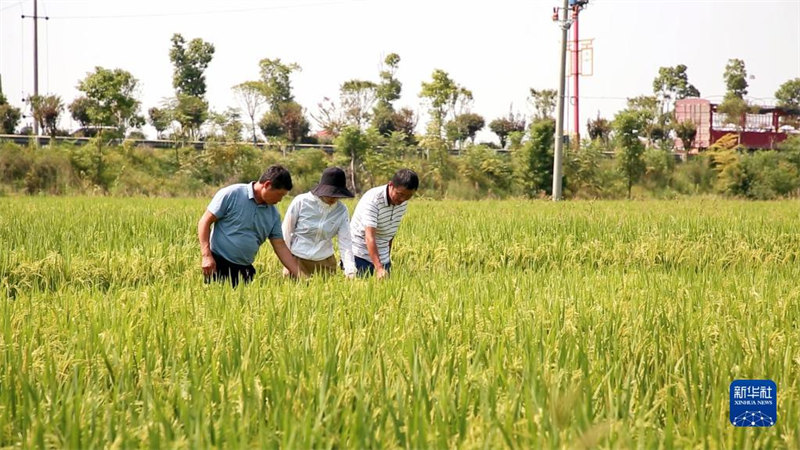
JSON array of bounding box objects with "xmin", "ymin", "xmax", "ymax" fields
[
  {"xmin": 281, "ymin": 192, "xmax": 356, "ymax": 275},
  {"xmin": 350, "ymin": 185, "xmax": 408, "ymax": 265}
]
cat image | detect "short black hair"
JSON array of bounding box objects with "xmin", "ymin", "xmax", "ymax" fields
[
  {"xmin": 391, "ymin": 168, "xmax": 419, "ymax": 191},
  {"xmin": 259, "ymin": 165, "xmax": 293, "ymax": 190}
]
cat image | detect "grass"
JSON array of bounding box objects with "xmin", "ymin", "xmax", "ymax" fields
[{"xmin": 1, "ymin": 197, "xmax": 799, "ymax": 448}]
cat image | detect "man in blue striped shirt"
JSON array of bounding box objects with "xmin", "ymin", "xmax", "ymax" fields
[{"xmin": 350, "ymin": 168, "xmax": 419, "ymax": 279}]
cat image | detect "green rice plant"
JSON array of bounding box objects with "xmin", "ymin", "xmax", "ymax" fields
[{"xmin": 1, "ymin": 197, "xmax": 799, "ymax": 448}]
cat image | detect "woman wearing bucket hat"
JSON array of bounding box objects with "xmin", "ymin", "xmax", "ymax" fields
[{"xmin": 281, "ymin": 167, "xmax": 357, "ymax": 277}]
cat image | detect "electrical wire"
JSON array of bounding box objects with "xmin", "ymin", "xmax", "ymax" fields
[
  {"xmin": 49, "ymin": 0, "xmax": 365, "ymax": 20},
  {"xmin": 44, "ymin": 0, "xmax": 49, "ymax": 93},
  {"xmin": 19, "ymin": 4, "xmax": 25, "ymax": 103},
  {"xmin": 0, "ymin": 1, "xmax": 24, "ymax": 13},
  {"xmin": 590, "ymin": 0, "xmax": 797, "ymax": 4}
]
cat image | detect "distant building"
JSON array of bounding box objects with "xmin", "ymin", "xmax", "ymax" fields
[{"xmin": 674, "ymin": 98, "xmax": 799, "ymax": 150}]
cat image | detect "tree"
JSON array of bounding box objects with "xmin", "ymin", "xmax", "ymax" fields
[
  {"xmin": 418, "ymin": 133, "xmax": 455, "ymax": 196},
  {"xmin": 445, "ymin": 113, "xmax": 485, "ymax": 148},
  {"xmin": 419, "ymin": 69, "xmax": 472, "ymax": 138},
  {"xmin": 529, "ymin": 88, "xmax": 557, "ymax": 121},
  {"xmin": 718, "ymin": 60, "xmax": 752, "ymax": 142},
  {"xmin": 277, "ymin": 101, "xmax": 309, "ymax": 144},
  {"xmin": 565, "ymin": 138, "xmax": 605, "ymax": 196},
  {"xmin": 717, "ymin": 95, "xmax": 750, "ymax": 142},
  {"xmin": 0, "ymin": 104, "xmax": 21, "ymax": 134},
  {"xmin": 375, "ymin": 53, "xmax": 402, "ymax": 108},
  {"xmin": 613, "ymin": 110, "xmax": 646, "ymax": 198},
  {"xmin": 72, "ymin": 66, "xmax": 144, "ymax": 134},
  {"xmin": 172, "ymin": 94, "xmax": 209, "ymax": 140},
  {"xmin": 372, "ymin": 53, "xmax": 406, "ymax": 138},
  {"xmin": 207, "ymin": 107, "xmax": 243, "ymax": 143},
  {"xmin": 458, "ymin": 113, "xmax": 486, "ymax": 143},
  {"xmin": 28, "ymin": 94, "xmax": 63, "ymax": 138},
  {"xmin": 371, "ymin": 103, "xmax": 417, "ymax": 142},
  {"xmin": 334, "ymin": 126, "xmax": 371, "ymax": 192},
  {"xmin": 312, "ymin": 96, "xmax": 346, "ymax": 137},
  {"xmin": 489, "ymin": 112, "xmax": 526, "ymax": 148},
  {"xmin": 68, "ymin": 96, "xmax": 93, "ymax": 127},
  {"xmin": 513, "ymin": 119, "xmax": 555, "ymax": 197},
  {"xmin": 775, "ymin": 78, "xmax": 800, "ymax": 129},
  {"xmin": 674, "ymin": 120, "xmax": 697, "ymax": 150},
  {"xmin": 258, "ymin": 112, "xmax": 283, "ymax": 141},
  {"xmin": 259, "ymin": 58, "xmax": 301, "ymax": 110},
  {"xmin": 340, "ymin": 79, "xmax": 377, "ymax": 129},
  {"xmin": 254, "ymin": 58, "xmax": 307, "ymax": 145},
  {"xmin": 384, "ymin": 107, "xmax": 417, "ymax": 144},
  {"xmin": 775, "ymin": 78, "xmax": 800, "ymax": 109},
  {"xmin": 258, "ymin": 101, "xmax": 309, "ymax": 144},
  {"xmin": 167, "ymin": 34, "xmax": 214, "ymax": 140},
  {"xmin": 626, "ymin": 95, "xmax": 665, "ymax": 144},
  {"xmin": 233, "ymin": 81, "xmax": 268, "ymax": 144},
  {"xmin": 723, "ymin": 58, "xmax": 748, "ymax": 100},
  {"xmin": 0, "ymin": 89, "xmax": 21, "ymax": 134},
  {"xmin": 652, "ymin": 64, "xmax": 700, "ymax": 116},
  {"xmin": 458, "ymin": 145, "xmax": 513, "ymax": 195},
  {"xmin": 148, "ymin": 107, "xmax": 172, "ymax": 139},
  {"xmin": 169, "ymin": 34, "xmax": 215, "ymax": 98},
  {"xmin": 586, "ymin": 115, "xmax": 611, "ymax": 143}
]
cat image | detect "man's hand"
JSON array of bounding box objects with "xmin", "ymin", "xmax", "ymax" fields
[
  {"xmin": 198, "ymin": 210, "xmax": 218, "ymax": 278},
  {"xmin": 202, "ymin": 255, "xmax": 216, "ymax": 278},
  {"xmin": 365, "ymin": 226, "xmax": 388, "ymax": 279},
  {"xmin": 271, "ymin": 238, "xmax": 304, "ymax": 279}
]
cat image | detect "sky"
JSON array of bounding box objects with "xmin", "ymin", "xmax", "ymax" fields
[{"xmin": 1, "ymin": 0, "xmax": 799, "ymax": 142}]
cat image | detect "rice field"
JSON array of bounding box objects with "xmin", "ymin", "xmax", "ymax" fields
[{"xmin": 1, "ymin": 197, "xmax": 799, "ymax": 448}]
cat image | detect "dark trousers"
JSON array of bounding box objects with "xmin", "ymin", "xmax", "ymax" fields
[
  {"xmin": 354, "ymin": 256, "xmax": 392, "ymax": 277},
  {"xmin": 207, "ymin": 252, "xmax": 256, "ymax": 288}
]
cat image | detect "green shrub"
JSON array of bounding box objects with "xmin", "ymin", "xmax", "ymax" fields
[
  {"xmin": 24, "ymin": 152, "xmax": 74, "ymax": 195},
  {"xmin": 0, "ymin": 144, "xmax": 34, "ymax": 187},
  {"xmin": 672, "ymin": 154, "xmax": 715, "ymax": 195},
  {"xmin": 742, "ymin": 151, "xmax": 800, "ymax": 199},
  {"xmin": 642, "ymin": 148, "xmax": 675, "ymax": 190},
  {"xmin": 281, "ymin": 148, "xmax": 331, "ymax": 193}
]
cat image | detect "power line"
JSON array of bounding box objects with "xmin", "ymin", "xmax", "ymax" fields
[
  {"xmin": 591, "ymin": 0, "xmax": 799, "ymax": 3},
  {"xmin": 44, "ymin": 0, "xmax": 365, "ymax": 20},
  {"xmin": 0, "ymin": 1, "xmax": 23, "ymax": 13},
  {"xmin": 44, "ymin": 1, "xmax": 49, "ymax": 92}
]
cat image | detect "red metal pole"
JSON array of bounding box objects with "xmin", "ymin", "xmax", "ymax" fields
[
  {"xmin": 572, "ymin": 6, "xmax": 580, "ymax": 146},
  {"xmin": 33, "ymin": 0, "xmax": 40, "ymax": 136}
]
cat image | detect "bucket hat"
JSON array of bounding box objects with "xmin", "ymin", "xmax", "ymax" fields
[{"xmin": 311, "ymin": 167, "xmax": 354, "ymax": 198}]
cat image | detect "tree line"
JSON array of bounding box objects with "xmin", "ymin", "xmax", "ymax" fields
[{"xmin": 1, "ymin": 33, "xmax": 799, "ymax": 199}]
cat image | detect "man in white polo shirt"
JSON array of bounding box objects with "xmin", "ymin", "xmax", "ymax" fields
[{"xmin": 350, "ymin": 168, "xmax": 419, "ymax": 279}]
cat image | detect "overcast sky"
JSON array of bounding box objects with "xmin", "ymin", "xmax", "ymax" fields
[{"xmin": 1, "ymin": 0, "xmax": 799, "ymax": 141}]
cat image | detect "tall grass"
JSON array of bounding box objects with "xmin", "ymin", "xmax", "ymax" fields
[{"xmin": 1, "ymin": 197, "xmax": 799, "ymax": 448}]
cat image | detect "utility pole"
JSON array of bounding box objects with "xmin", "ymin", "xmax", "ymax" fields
[
  {"xmin": 552, "ymin": 0, "xmax": 571, "ymax": 201},
  {"xmin": 572, "ymin": 4, "xmax": 580, "ymax": 146},
  {"xmin": 571, "ymin": 1, "xmax": 589, "ymax": 148},
  {"xmin": 22, "ymin": 0, "xmax": 48, "ymax": 136}
]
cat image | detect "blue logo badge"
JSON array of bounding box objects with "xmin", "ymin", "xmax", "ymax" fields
[{"xmin": 730, "ymin": 380, "xmax": 776, "ymax": 427}]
